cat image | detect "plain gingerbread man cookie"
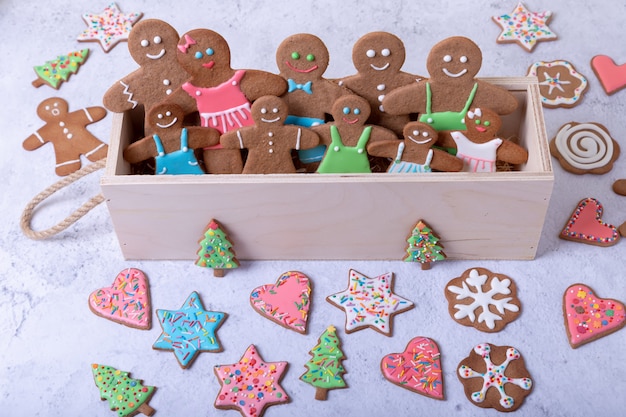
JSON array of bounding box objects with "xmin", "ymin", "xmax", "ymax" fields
[
  {"xmin": 314, "ymin": 95, "xmax": 397, "ymax": 173},
  {"xmin": 220, "ymin": 95, "xmax": 319, "ymax": 174},
  {"xmin": 123, "ymin": 103, "xmax": 220, "ymax": 174},
  {"xmin": 368, "ymin": 122, "xmax": 463, "ymax": 173},
  {"xmin": 23, "ymin": 97, "xmax": 108, "ymax": 176},
  {"xmin": 103, "ymin": 19, "xmax": 188, "ymax": 135},
  {"xmin": 382, "ymin": 36, "xmax": 518, "ymax": 148},
  {"xmin": 338, "ymin": 31, "xmax": 423, "ymax": 136},
  {"xmin": 164, "ymin": 28, "xmax": 287, "ymax": 174}
]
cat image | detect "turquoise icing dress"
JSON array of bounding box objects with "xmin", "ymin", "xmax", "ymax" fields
[{"xmin": 153, "ymin": 128, "xmax": 204, "ymax": 175}]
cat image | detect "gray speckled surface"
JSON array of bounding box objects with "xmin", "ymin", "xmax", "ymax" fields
[{"xmin": 1, "ymin": 1, "xmax": 626, "ymax": 416}]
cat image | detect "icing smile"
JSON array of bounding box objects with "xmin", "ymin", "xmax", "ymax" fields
[
  {"xmin": 408, "ymin": 135, "xmax": 433, "ymax": 145},
  {"xmin": 443, "ymin": 68, "xmax": 468, "ymax": 78},
  {"xmin": 156, "ymin": 117, "xmax": 178, "ymax": 128},
  {"xmin": 370, "ymin": 62, "xmax": 390, "ymax": 71},
  {"xmin": 202, "ymin": 61, "xmax": 215, "ymax": 69},
  {"xmin": 342, "ymin": 117, "xmax": 359, "ymax": 124},
  {"xmin": 285, "ymin": 60, "xmax": 319, "ymax": 73},
  {"xmin": 146, "ymin": 49, "xmax": 166, "ymax": 60},
  {"xmin": 261, "ymin": 117, "xmax": 281, "ymax": 123}
]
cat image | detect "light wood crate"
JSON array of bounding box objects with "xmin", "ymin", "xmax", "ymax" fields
[{"xmin": 101, "ymin": 77, "xmax": 553, "ymax": 261}]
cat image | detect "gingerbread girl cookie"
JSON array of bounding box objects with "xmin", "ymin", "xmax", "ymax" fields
[
  {"xmin": 221, "ymin": 95, "xmax": 319, "ymax": 174},
  {"xmin": 123, "ymin": 103, "xmax": 219, "ymax": 174},
  {"xmin": 450, "ymin": 108, "xmax": 528, "ymax": 172},
  {"xmin": 367, "ymin": 121, "xmax": 463, "ymax": 173},
  {"xmin": 103, "ymin": 19, "xmax": 188, "ymax": 134},
  {"xmin": 164, "ymin": 29, "xmax": 287, "ymax": 174},
  {"xmin": 23, "ymin": 97, "xmax": 108, "ymax": 176},
  {"xmin": 338, "ymin": 31, "xmax": 423, "ymax": 136},
  {"xmin": 382, "ymin": 36, "xmax": 518, "ymax": 148},
  {"xmin": 313, "ymin": 95, "xmax": 397, "ymax": 173},
  {"xmin": 276, "ymin": 33, "xmax": 351, "ymax": 166}
]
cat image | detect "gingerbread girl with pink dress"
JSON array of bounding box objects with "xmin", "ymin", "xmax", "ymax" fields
[{"xmin": 164, "ymin": 29, "xmax": 287, "ymax": 174}]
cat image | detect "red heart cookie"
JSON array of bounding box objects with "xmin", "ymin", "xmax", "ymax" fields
[
  {"xmin": 88, "ymin": 268, "xmax": 151, "ymax": 329},
  {"xmin": 380, "ymin": 336, "xmax": 444, "ymax": 400},
  {"xmin": 563, "ymin": 284, "xmax": 626, "ymax": 348},
  {"xmin": 250, "ymin": 271, "xmax": 311, "ymax": 334},
  {"xmin": 560, "ymin": 197, "xmax": 620, "ymax": 246},
  {"xmin": 591, "ymin": 55, "xmax": 626, "ymax": 95}
]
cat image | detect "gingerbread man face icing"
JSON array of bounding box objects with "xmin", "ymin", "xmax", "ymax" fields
[
  {"xmin": 427, "ymin": 36, "xmax": 482, "ymax": 81},
  {"xmin": 148, "ymin": 103, "xmax": 185, "ymax": 131},
  {"xmin": 352, "ymin": 31, "xmax": 406, "ymax": 75},
  {"xmin": 277, "ymin": 33, "xmax": 329, "ymax": 80},
  {"xmin": 176, "ymin": 29, "xmax": 232, "ymax": 82},
  {"xmin": 251, "ymin": 95, "xmax": 290, "ymax": 126},
  {"xmin": 128, "ymin": 19, "xmax": 180, "ymax": 67},
  {"xmin": 464, "ymin": 108, "xmax": 502, "ymax": 144},
  {"xmin": 331, "ymin": 94, "xmax": 371, "ymax": 127}
]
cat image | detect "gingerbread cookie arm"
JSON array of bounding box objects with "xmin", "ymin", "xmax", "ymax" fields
[
  {"xmin": 219, "ymin": 128, "xmax": 248, "ymax": 150},
  {"xmin": 367, "ymin": 139, "xmax": 402, "ymax": 159},
  {"xmin": 311, "ymin": 124, "xmax": 333, "ymax": 146},
  {"xmin": 381, "ymin": 82, "xmax": 427, "ymax": 116},
  {"xmin": 369, "ymin": 125, "xmax": 400, "ymax": 144},
  {"xmin": 22, "ymin": 128, "xmax": 50, "ymax": 151},
  {"xmin": 123, "ymin": 136, "xmax": 160, "ymax": 164},
  {"xmin": 496, "ymin": 140, "xmax": 529, "ymax": 165},
  {"xmin": 76, "ymin": 106, "xmax": 108, "ymax": 124},
  {"xmin": 294, "ymin": 126, "xmax": 320, "ymax": 150},
  {"xmin": 473, "ymin": 82, "xmax": 518, "ymax": 115},
  {"xmin": 186, "ymin": 126, "xmax": 221, "ymax": 149},
  {"xmin": 430, "ymin": 149, "xmax": 464, "ymax": 172},
  {"xmin": 161, "ymin": 85, "xmax": 199, "ymax": 115},
  {"xmin": 103, "ymin": 74, "xmax": 142, "ymax": 112},
  {"xmin": 240, "ymin": 70, "xmax": 288, "ymax": 101}
]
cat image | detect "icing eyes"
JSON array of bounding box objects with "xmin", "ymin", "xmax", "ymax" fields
[
  {"xmin": 381, "ymin": 48, "xmax": 391, "ymax": 57},
  {"xmin": 154, "ymin": 36, "xmax": 162, "ymax": 44},
  {"xmin": 194, "ymin": 48, "xmax": 215, "ymax": 59},
  {"xmin": 194, "ymin": 51, "xmax": 202, "ymax": 59},
  {"xmin": 412, "ymin": 130, "xmax": 430, "ymax": 137},
  {"xmin": 474, "ymin": 119, "xmax": 491, "ymax": 126},
  {"xmin": 291, "ymin": 52, "xmax": 315, "ymax": 61},
  {"xmin": 460, "ymin": 55, "xmax": 468, "ymax": 63},
  {"xmin": 444, "ymin": 54, "xmax": 468, "ymax": 63},
  {"xmin": 291, "ymin": 52, "xmax": 300, "ymax": 59},
  {"xmin": 141, "ymin": 36, "xmax": 162, "ymax": 47},
  {"xmin": 306, "ymin": 54, "xmax": 315, "ymax": 62},
  {"xmin": 366, "ymin": 49, "xmax": 376, "ymax": 58},
  {"xmin": 342, "ymin": 107, "xmax": 361, "ymax": 115},
  {"xmin": 157, "ymin": 111, "xmax": 172, "ymax": 119},
  {"xmin": 206, "ymin": 48, "xmax": 214, "ymax": 56},
  {"xmin": 141, "ymin": 39, "xmax": 149, "ymax": 47},
  {"xmin": 261, "ymin": 108, "xmax": 280, "ymax": 114}
]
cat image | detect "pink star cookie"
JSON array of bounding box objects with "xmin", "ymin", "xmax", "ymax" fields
[
  {"xmin": 77, "ymin": 2, "xmax": 142, "ymax": 52},
  {"xmin": 214, "ymin": 345, "xmax": 289, "ymax": 417},
  {"xmin": 492, "ymin": 2, "xmax": 557, "ymax": 52}
]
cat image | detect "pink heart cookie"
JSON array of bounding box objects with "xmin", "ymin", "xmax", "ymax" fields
[
  {"xmin": 591, "ymin": 55, "xmax": 626, "ymax": 95},
  {"xmin": 560, "ymin": 197, "xmax": 620, "ymax": 246},
  {"xmin": 250, "ymin": 271, "xmax": 311, "ymax": 334},
  {"xmin": 88, "ymin": 268, "xmax": 151, "ymax": 329},
  {"xmin": 563, "ymin": 284, "xmax": 626, "ymax": 348},
  {"xmin": 381, "ymin": 336, "xmax": 444, "ymax": 400}
]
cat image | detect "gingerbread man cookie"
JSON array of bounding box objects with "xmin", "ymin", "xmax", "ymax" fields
[
  {"xmin": 276, "ymin": 33, "xmax": 351, "ymax": 166},
  {"xmin": 450, "ymin": 108, "xmax": 528, "ymax": 172},
  {"xmin": 220, "ymin": 95, "xmax": 319, "ymax": 174},
  {"xmin": 338, "ymin": 31, "xmax": 423, "ymax": 136},
  {"xmin": 23, "ymin": 97, "xmax": 108, "ymax": 176},
  {"xmin": 313, "ymin": 95, "xmax": 397, "ymax": 173},
  {"xmin": 382, "ymin": 36, "xmax": 518, "ymax": 148},
  {"xmin": 103, "ymin": 19, "xmax": 188, "ymax": 134},
  {"xmin": 164, "ymin": 28, "xmax": 287, "ymax": 174},
  {"xmin": 367, "ymin": 122, "xmax": 463, "ymax": 173},
  {"xmin": 123, "ymin": 103, "xmax": 219, "ymax": 174}
]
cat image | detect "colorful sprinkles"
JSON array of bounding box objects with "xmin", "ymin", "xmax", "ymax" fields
[{"xmin": 492, "ymin": 2, "xmax": 557, "ymax": 52}]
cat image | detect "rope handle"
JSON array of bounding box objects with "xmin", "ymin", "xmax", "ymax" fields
[{"xmin": 20, "ymin": 158, "xmax": 107, "ymax": 240}]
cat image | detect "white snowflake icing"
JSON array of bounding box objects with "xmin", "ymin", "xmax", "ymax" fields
[
  {"xmin": 458, "ymin": 344, "xmax": 532, "ymax": 409},
  {"xmin": 447, "ymin": 269, "xmax": 519, "ymax": 330}
]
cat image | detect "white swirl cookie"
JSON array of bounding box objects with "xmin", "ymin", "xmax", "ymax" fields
[
  {"xmin": 549, "ymin": 122, "xmax": 620, "ymax": 174},
  {"xmin": 527, "ymin": 60, "xmax": 588, "ymax": 108}
]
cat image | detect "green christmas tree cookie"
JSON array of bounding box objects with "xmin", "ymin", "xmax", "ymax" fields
[
  {"xmin": 404, "ymin": 220, "xmax": 446, "ymax": 270},
  {"xmin": 32, "ymin": 49, "xmax": 90, "ymax": 89},
  {"xmin": 300, "ymin": 325, "xmax": 347, "ymax": 400},
  {"xmin": 195, "ymin": 219, "xmax": 240, "ymax": 277},
  {"xmin": 91, "ymin": 364, "xmax": 156, "ymax": 417}
]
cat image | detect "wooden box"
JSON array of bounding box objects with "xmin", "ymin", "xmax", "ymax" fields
[{"xmin": 101, "ymin": 77, "xmax": 553, "ymax": 261}]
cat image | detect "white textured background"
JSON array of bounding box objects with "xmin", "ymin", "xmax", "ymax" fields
[{"xmin": 1, "ymin": 1, "xmax": 626, "ymax": 416}]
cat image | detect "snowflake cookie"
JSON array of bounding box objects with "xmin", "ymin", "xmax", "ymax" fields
[
  {"xmin": 457, "ymin": 343, "xmax": 533, "ymax": 412},
  {"xmin": 444, "ymin": 268, "xmax": 521, "ymax": 332}
]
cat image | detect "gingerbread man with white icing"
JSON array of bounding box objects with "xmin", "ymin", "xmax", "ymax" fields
[
  {"xmin": 23, "ymin": 97, "xmax": 108, "ymax": 176},
  {"xmin": 220, "ymin": 95, "xmax": 319, "ymax": 174},
  {"xmin": 103, "ymin": 19, "xmax": 188, "ymax": 135}
]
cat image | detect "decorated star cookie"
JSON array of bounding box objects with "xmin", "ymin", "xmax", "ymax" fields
[
  {"xmin": 560, "ymin": 197, "xmax": 620, "ymax": 246},
  {"xmin": 214, "ymin": 345, "xmax": 289, "ymax": 417},
  {"xmin": 591, "ymin": 55, "xmax": 626, "ymax": 96},
  {"xmin": 32, "ymin": 49, "xmax": 90, "ymax": 89},
  {"xmin": 300, "ymin": 325, "xmax": 347, "ymax": 400},
  {"xmin": 492, "ymin": 2, "xmax": 557, "ymax": 52},
  {"xmin": 153, "ymin": 291, "xmax": 226, "ymax": 368},
  {"xmin": 458, "ymin": 343, "xmax": 533, "ymax": 412},
  {"xmin": 563, "ymin": 283, "xmax": 626, "ymax": 348},
  {"xmin": 381, "ymin": 336, "xmax": 444, "ymax": 400},
  {"xmin": 250, "ymin": 271, "xmax": 312, "ymax": 334},
  {"xmin": 326, "ymin": 269, "xmax": 414, "ymax": 336},
  {"xmin": 77, "ymin": 3, "xmax": 142, "ymax": 52},
  {"xmin": 88, "ymin": 268, "xmax": 151, "ymax": 330},
  {"xmin": 91, "ymin": 364, "xmax": 156, "ymax": 417},
  {"xmin": 550, "ymin": 122, "xmax": 620, "ymax": 175},
  {"xmin": 527, "ymin": 60, "xmax": 588, "ymax": 108}
]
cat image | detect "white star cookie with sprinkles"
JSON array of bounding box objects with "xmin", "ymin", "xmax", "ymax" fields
[
  {"xmin": 326, "ymin": 269, "xmax": 414, "ymax": 336},
  {"xmin": 77, "ymin": 2, "xmax": 142, "ymax": 52},
  {"xmin": 492, "ymin": 2, "xmax": 557, "ymax": 52}
]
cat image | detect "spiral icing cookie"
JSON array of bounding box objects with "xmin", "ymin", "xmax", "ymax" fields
[
  {"xmin": 550, "ymin": 122, "xmax": 620, "ymax": 174},
  {"xmin": 527, "ymin": 60, "xmax": 588, "ymax": 108}
]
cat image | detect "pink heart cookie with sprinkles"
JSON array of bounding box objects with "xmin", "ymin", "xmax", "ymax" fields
[
  {"xmin": 560, "ymin": 197, "xmax": 620, "ymax": 246},
  {"xmin": 381, "ymin": 336, "xmax": 444, "ymax": 400},
  {"xmin": 88, "ymin": 268, "xmax": 151, "ymax": 330},
  {"xmin": 250, "ymin": 271, "xmax": 312, "ymax": 334},
  {"xmin": 563, "ymin": 283, "xmax": 626, "ymax": 348}
]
